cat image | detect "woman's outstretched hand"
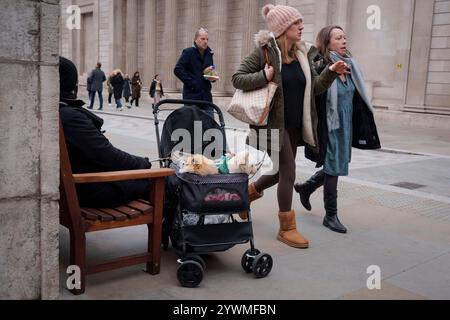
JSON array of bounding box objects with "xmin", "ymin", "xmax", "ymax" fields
[{"xmin": 330, "ymin": 61, "xmax": 351, "ymax": 75}]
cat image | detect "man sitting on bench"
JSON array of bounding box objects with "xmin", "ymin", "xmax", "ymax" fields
[{"xmin": 59, "ymin": 56, "xmax": 152, "ymax": 208}]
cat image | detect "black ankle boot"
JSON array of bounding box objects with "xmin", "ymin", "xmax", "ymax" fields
[
  {"xmin": 294, "ymin": 170, "xmax": 325, "ymax": 211},
  {"xmin": 323, "ymin": 191, "xmax": 347, "ymax": 234}
]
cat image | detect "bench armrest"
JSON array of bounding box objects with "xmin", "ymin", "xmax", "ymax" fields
[{"xmin": 73, "ymin": 169, "xmax": 175, "ymax": 184}]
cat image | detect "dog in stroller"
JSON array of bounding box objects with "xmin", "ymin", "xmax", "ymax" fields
[{"xmin": 153, "ymin": 99, "xmax": 273, "ymax": 288}]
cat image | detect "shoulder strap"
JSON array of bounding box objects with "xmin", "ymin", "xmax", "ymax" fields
[{"xmin": 263, "ymin": 48, "xmax": 271, "ymax": 66}]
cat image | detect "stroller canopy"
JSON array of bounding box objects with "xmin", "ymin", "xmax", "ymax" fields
[{"xmin": 160, "ymin": 105, "xmax": 228, "ymax": 160}]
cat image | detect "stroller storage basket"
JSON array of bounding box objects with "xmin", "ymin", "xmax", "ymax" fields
[
  {"xmin": 173, "ymin": 164, "xmax": 250, "ymax": 214},
  {"xmin": 172, "ymin": 221, "xmax": 253, "ymax": 254}
]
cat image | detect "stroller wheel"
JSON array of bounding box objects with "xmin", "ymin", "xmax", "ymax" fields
[
  {"xmin": 177, "ymin": 260, "xmax": 204, "ymax": 288},
  {"xmin": 185, "ymin": 255, "xmax": 206, "ymax": 271},
  {"xmin": 252, "ymin": 253, "xmax": 273, "ymax": 279},
  {"xmin": 241, "ymin": 249, "xmax": 261, "ymax": 273}
]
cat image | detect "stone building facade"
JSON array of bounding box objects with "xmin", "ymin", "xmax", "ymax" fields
[{"xmin": 60, "ymin": 0, "xmax": 450, "ymax": 115}]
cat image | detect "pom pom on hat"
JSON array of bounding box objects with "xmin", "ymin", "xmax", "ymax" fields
[
  {"xmin": 261, "ymin": 4, "xmax": 303, "ymax": 38},
  {"xmin": 262, "ymin": 4, "xmax": 275, "ymax": 19}
]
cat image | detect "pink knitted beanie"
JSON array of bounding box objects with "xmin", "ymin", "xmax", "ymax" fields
[{"xmin": 262, "ymin": 4, "xmax": 303, "ymax": 38}]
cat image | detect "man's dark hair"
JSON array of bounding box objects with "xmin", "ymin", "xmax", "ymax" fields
[{"xmin": 96, "ymin": 62, "xmax": 102, "ymax": 68}]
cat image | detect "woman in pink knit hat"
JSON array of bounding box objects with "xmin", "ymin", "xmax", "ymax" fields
[{"xmin": 232, "ymin": 4, "xmax": 349, "ymax": 249}]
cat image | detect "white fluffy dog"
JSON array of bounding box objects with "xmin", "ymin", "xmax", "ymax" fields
[{"xmin": 227, "ymin": 151, "xmax": 257, "ymax": 175}]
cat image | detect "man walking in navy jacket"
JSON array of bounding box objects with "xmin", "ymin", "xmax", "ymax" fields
[{"xmin": 174, "ymin": 28, "xmax": 216, "ymax": 116}]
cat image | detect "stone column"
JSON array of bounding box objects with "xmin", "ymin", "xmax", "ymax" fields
[
  {"xmin": 241, "ymin": 0, "xmax": 259, "ymax": 58},
  {"xmin": 211, "ymin": 0, "xmax": 229, "ymax": 94},
  {"xmin": 126, "ymin": 0, "xmax": 138, "ymax": 75},
  {"xmin": 328, "ymin": 0, "xmax": 352, "ymax": 31},
  {"xmin": 314, "ymin": 0, "xmax": 330, "ymax": 36},
  {"xmin": 186, "ymin": 0, "xmax": 201, "ymax": 48},
  {"xmin": 143, "ymin": 0, "xmax": 157, "ymax": 87},
  {"xmin": 110, "ymin": 0, "xmax": 123, "ymax": 72},
  {"xmin": 60, "ymin": 0, "xmax": 74, "ymax": 60},
  {"xmin": 163, "ymin": 0, "xmax": 178, "ymax": 90},
  {"xmin": 0, "ymin": 0, "xmax": 60, "ymax": 299},
  {"xmin": 406, "ymin": 0, "xmax": 435, "ymax": 107}
]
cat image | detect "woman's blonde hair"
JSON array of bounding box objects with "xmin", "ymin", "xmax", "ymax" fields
[
  {"xmin": 113, "ymin": 69, "xmax": 122, "ymax": 76},
  {"xmin": 276, "ymin": 33, "xmax": 300, "ymax": 64}
]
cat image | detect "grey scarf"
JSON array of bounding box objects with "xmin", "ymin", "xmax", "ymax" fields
[{"xmin": 326, "ymin": 51, "xmax": 374, "ymax": 132}]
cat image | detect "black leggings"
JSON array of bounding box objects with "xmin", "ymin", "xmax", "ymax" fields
[
  {"xmin": 131, "ymin": 98, "xmax": 140, "ymax": 106},
  {"xmin": 254, "ymin": 128, "xmax": 299, "ymax": 212}
]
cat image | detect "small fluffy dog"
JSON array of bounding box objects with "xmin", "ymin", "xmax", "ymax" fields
[
  {"xmin": 227, "ymin": 151, "xmax": 257, "ymax": 175},
  {"xmin": 180, "ymin": 154, "xmax": 219, "ymax": 176}
]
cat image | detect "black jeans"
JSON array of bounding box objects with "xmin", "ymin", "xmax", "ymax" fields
[
  {"xmin": 131, "ymin": 98, "xmax": 139, "ymax": 107},
  {"xmin": 89, "ymin": 90, "xmax": 103, "ymax": 109}
]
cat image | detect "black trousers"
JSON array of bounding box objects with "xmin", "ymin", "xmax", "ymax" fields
[{"xmin": 77, "ymin": 180, "xmax": 151, "ymax": 208}]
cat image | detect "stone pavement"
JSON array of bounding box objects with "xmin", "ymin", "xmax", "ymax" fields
[{"xmin": 59, "ymin": 94, "xmax": 450, "ymax": 300}]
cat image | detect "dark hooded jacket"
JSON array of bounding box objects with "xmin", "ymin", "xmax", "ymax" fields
[{"xmin": 59, "ymin": 100, "xmax": 152, "ymax": 207}]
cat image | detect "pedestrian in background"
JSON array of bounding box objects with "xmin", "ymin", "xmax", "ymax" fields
[
  {"xmin": 107, "ymin": 72, "xmax": 114, "ymax": 107},
  {"xmin": 123, "ymin": 74, "xmax": 132, "ymax": 108},
  {"xmin": 86, "ymin": 75, "xmax": 92, "ymax": 104},
  {"xmin": 110, "ymin": 69, "xmax": 125, "ymax": 111},
  {"xmin": 87, "ymin": 62, "xmax": 106, "ymax": 110},
  {"xmin": 149, "ymin": 74, "xmax": 165, "ymax": 107},
  {"xmin": 174, "ymin": 27, "xmax": 216, "ymax": 117},
  {"xmin": 130, "ymin": 71, "xmax": 142, "ymax": 107}
]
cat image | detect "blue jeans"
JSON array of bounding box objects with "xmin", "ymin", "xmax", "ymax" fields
[
  {"xmin": 89, "ymin": 90, "xmax": 103, "ymax": 109},
  {"xmin": 115, "ymin": 99, "xmax": 122, "ymax": 109}
]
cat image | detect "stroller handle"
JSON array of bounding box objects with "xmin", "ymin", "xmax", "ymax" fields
[
  {"xmin": 153, "ymin": 99, "xmax": 228, "ymax": 165},
  {"xmin": 154, "ymin": 99, "xmax": 225, "ymax": 128}
]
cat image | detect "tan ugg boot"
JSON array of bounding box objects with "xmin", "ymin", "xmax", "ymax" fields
[
  {"xmin": 239, "ymin": 183, "xmax": 263, "ymax": 220},
  {"xmin": 277, "ymin": 211, "xmax": 309, "ymax": 249}
]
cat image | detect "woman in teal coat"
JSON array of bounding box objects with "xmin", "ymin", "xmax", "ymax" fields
[{"xmin": 295, "ymin": 26, "xmax": 381, "ymax": 234}]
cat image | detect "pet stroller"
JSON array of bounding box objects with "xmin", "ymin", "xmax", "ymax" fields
[{"xmin": 153, "ymin": 99, "xmax": 273, "ymax": 288}]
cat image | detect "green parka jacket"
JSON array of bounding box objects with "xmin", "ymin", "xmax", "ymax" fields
[{"xmin": 232, "ymin": 30, "xmax": 338, "ymax": 153}]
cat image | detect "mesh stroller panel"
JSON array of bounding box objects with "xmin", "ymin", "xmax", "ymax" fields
[
  {"xmin": 174, "ymin": 164, "xmax": 250, "ymax": 214},
  {"xmin": 160, "ymin": 106, "xmax": 227, "ymax": 160}
]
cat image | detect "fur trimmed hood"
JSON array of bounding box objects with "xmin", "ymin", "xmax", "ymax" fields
[{"xmin": 254, "ymin": 30, "xmax": 276, "ymax": 48}]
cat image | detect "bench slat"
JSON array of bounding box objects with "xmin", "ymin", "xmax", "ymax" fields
[
  {"xmin": 81, "ymin": 209, "xmax": 101, "ymax": 221},
  {"xmin": 87, "ymin": 208, "xmax": 115, "ymax": 222},
  {"xmin": 97, "ymin": 208, "xmax": 128, "ymax": 221},
  {"xmin": 136, "ymin": 199, "xmax": 151, "ymax": 206},
  {"xmin": 115, "ymin": 206, "xmax": 142, "ymax": 219},
  {"xmin": 127, "ymin": 200, "xmax": 153, "ymax": 214}
]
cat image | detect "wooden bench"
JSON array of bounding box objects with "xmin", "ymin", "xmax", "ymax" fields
[{"xmin": 59, "ymin": 121, "xmax": 174, "ymax": 295}]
